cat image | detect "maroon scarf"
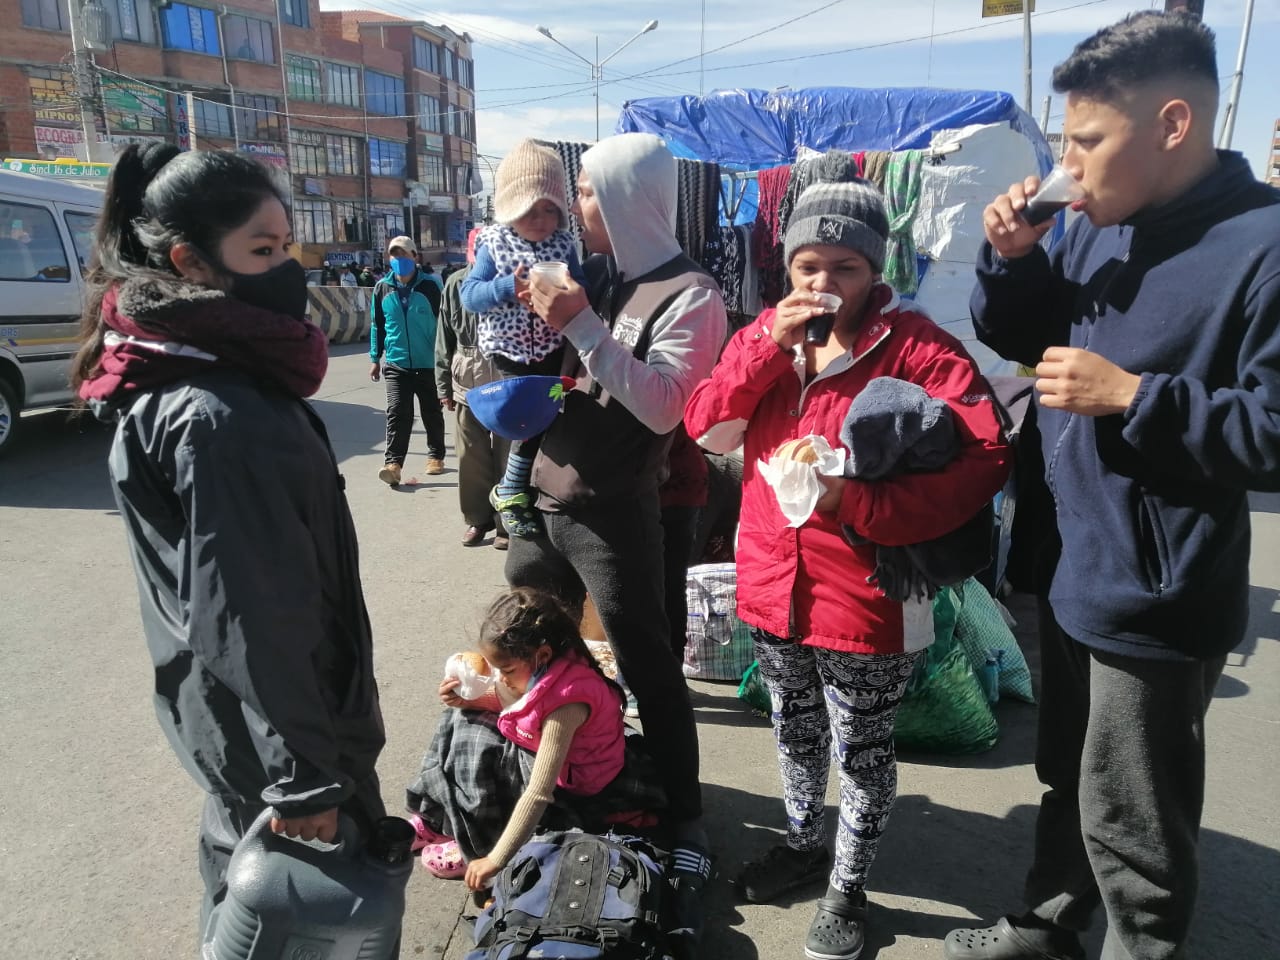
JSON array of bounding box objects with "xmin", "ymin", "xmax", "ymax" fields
[{"xmin": 79, "ymin": 279, "xmax": 328, "ymax": 403}]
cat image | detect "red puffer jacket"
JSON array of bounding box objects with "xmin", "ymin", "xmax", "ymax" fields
[{"xmin": 684, "ymin": 285, "xmax": 1011, "ymax": 654}]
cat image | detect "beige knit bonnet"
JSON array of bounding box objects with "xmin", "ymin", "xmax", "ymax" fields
[{"xmin": 493, "ymin": 139, "xmax": 569, "ymax": 228}]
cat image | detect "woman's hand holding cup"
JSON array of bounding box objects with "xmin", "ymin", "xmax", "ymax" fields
[{"xmin": 773, "ymin": 290, "xmax": 830, "ymax": 350}]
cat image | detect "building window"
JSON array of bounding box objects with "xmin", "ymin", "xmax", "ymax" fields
[
  {"xmin": 224, "ymin": 14, "xmax": 275, "ymax": 63},
  {"xmin": 236, "ymin": 94, "xmax": 281, "ymax": 141},
  {"xmin": 333, "ymin": 201, "xmax": 363, "ymax": 243},
  {"xmin": 413, "ymin": 36, "xmax": 441, "ymax": 75},
  {"xmin": 369, "ymin": 205, "xmax": 404, "ymax": 254},
  {"xmin": 365, "ymin": 70, "xmax": 405, "ymax": 117},
  {"xmin": 324, "ymin": 63, "xmax": 360, "ymax": 108},
  {"xmin": 20, "ymin": 0, "xmax": 66, "ymax": 30},
  {"xmin": 286, "ymin": 55, "xmax": 321, "ymax": 101},
  {"xmin": 369, "ymin": 138, "xmax": 406, "ymax": 178},
  {"xmin": 422, "ymin": 212, "xmax": 449, "ymax": 248},
  {"xmin": 279, "ymin": 0, "xmax": 308, "ymax": 28},
  {"xmin": 290, "ymin": 130, "xmax": 326, "ymax": 175},
  {"xmin": 194, "ymin": 97, "xmax": 233, "ymax": 138},
  {"xmin": 417, "ymin": 94, "xmax": 442, "ymax": 134},
  {"xmin": 294, "ymin": 199, "xmax": 333, "ymax": 245},
  {"xmin": 419, "ymin": 154, "xmax": 446, "ymax": 193},
  {"xmin": 0, "ymin": 202, "xmax": 70, "ymax": 282},
  {"xmin": 326, "ymin": 134, "xmax": 362, "ymax": 176},
  {"xmin": 458, "ymin": 58, "xmax": 473, "ymax": 89},
  {"xmin": 444, "ymin": 48, "xmax": 457, "ymax": 83},
  {"xmin": 160, "ymin": 4, "xmax": 221, "ymax": 55}
]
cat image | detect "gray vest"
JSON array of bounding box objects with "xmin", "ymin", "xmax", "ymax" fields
[{"xmin": 533, "ymin": 254, "xmax": 717, "ymax": 508}]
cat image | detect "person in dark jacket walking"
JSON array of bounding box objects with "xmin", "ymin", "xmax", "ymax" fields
[
  {"xmin": 71, "ymin": 144, "xmax": 387, "ymax": 946},
  {"xmin": 435, "ymin": 263, "xmax": 511, "ymax": 549},
  {"xmin": 371, "ymin": 235, "xmax": 447, "ymax": 484},
  {"xmin": 946, "ymin": 13, "xmax": 1280, "ymax": 960}
]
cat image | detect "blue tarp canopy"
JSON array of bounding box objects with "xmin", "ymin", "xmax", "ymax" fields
[{"xmin": 617, "ymin": 86, "xmax": 1055, "ymax": 224}]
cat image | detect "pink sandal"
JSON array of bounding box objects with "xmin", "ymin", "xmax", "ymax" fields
[
  {"xmin": 408, "ymin": 815, "xmax": 451, "ymax": 852},
  {"xmin": 421, "ymin": 840, "xmax": 465, "ymax": 879}
]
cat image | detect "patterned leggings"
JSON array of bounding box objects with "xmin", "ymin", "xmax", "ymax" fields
[{"xmin": 752, "ymin": 630, "xmax": 921, "ymax": 894}]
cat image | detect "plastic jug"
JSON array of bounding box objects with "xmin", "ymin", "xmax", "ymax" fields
[{"xmin": 202, "ymin": 808, "xmax": 416, "ymax": 960}]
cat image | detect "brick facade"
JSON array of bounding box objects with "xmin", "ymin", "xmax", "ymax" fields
[{"xmin": 0, "ymin": 1, "xmax": 477, "ymax": 265}]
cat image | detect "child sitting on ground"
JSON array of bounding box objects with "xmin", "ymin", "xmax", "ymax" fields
[
  {"xmin": 461, "ymin": 140, "xmax": 586, "ymax": 539},
  {"xmin": 406, "ymin": 587, "xmax": 663, "ymax": 892}
]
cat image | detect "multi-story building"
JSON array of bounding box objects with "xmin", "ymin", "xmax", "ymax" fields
[
  {"xmin": 324, "ymin": 11, "xmax": 477, "ymax": 264},
  {"xmin": 0, "ymin": 1, "xmax": 476, "ymax": 265},
  {"xmin": 1268, "ymin": 119, "xmax": 1280, "ymax": 187}
]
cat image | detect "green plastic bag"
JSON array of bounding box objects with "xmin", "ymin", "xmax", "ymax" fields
[
  {"xmin": 737, "ymin": 660, "xmax": 771, "ymax": 717},
  {"xmin": 894, "ymin": 592, "xmax": 999, "ymax": 754},
  {"xmin": 949, "ymin": 579, "xmax": 1035, "ymax": 703}
]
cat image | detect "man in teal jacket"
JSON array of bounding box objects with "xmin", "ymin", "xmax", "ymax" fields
[{"xmin": 370, "ymin": 235, "xmax": 446, "ymax": 485}]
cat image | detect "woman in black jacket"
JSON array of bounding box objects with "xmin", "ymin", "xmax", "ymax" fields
[{"xmin": 72, "ymin": 143, "xmax": 387, "ymax": 943}]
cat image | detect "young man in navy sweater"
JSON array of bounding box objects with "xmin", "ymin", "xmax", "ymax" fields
[{"xmin": 947, "ymin": 12, "xmax": 1280, "ymax": 960}]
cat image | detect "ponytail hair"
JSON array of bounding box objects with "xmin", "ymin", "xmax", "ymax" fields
[
  {"xmin": 72, "ymin": 144, "xmax": 289, "ymax": 391},
  {"xmin": 479, "ymin": 587, "xmax": 624, "ymax": 701}
]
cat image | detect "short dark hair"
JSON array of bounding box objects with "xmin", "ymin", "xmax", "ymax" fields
[{"xmin": 1051, "ymin": 11, "xmax": 1217, "ymax": 100}]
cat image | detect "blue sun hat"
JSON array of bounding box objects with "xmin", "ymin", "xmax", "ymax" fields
[{"xmin": 468, "ymin": 375, "xmax": 575, "ymax": 442}]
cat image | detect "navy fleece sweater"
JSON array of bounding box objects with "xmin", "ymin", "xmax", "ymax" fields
[{"xmin": 972, "ymin": 151, "xmax": 1280, "ymax": 660}]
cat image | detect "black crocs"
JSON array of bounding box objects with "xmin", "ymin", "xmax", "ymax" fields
[
  {"xmin": 804, "ymin": 890, "xmax": 867, "ymax": 960},
  {"xmin": 942, "ymin": 917, "xmax": 1085, "ymax": 960}
]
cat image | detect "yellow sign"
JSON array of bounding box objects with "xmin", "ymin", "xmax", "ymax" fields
[{"xmin": 982, "ymin": 0, "xmax": 1034, "ymax": 16}]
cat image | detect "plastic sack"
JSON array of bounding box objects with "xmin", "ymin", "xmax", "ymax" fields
[
  {"xmin": 467, "ymin": 375, "xmax": 575, "ymax": 442},
  {"xmin": 683, "ymin": 563, "xmax": 754, "ymax": 681},
  {"xmin": 948, "ymin": 579, "xmax": 1035, "ymax": 703},
  {"xmin": 893, "ymin": 590, "xmax": 999, "ymax": 754},
  {"xmin": 443, "ymin": 653, "xmax": 496, "ymax": 702},
  {"xmin": 737, "ymin": 660, "xmax": 771, "ymax": 717}
]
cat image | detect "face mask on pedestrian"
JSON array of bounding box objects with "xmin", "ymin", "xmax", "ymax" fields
[
  {"xmin": 195, "ymin": 248, "xmax": 310, "ymax": 320},
  {"xmin": 391, "ymin": 256, "xmax": 416, "ymax": 279}
]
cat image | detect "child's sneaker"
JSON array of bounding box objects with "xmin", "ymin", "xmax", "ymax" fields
[
  {"xmin": 489, "ymin": 486, "xmax": 542, "ymax": 539},
  {"xmin": 420, "ymin": 839, "xmax": 466, "ymax": 879},
  {"xmin": 408, "ymin": 814, "xmax": 450, "ymax": 853}
]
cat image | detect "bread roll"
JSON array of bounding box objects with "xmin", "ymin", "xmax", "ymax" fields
[
  {"xmin": 457, "ymin": 650, "xmax": 491, "ymax": 675},
  {"xmin": 773, "ymin": 437, "xmax": 819, "ymax": 464}
]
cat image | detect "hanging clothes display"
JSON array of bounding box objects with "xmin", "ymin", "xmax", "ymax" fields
[
  {"xmin": 675, "ymin": 158, "xmax": 723, "ymax": 267},
  {"xmin": 882, "ymin": 150, "xmax": 924, "ymax": 296},
  {"xmin": 862, "ymin": 151, "xmax": 892, "ymax": 192},
  {"xmin": 707, "ymin": 224, "xmax": 744, "ymax": 315},
  {"xmin": 751, "ymin": 165, "xmax": 792, "ymax": 307},
  {"xmin": 550, "ymin": 141, "xmax": 592, "ymax": 240}
]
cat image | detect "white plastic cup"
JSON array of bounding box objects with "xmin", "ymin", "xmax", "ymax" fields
[
  {"xmin": 1023, "ymin": 165, "xmax": 1085, "ymax": 226},
  {"xmin": 528, "ymin": 260, "xmax": 569, "ymax": 289}
]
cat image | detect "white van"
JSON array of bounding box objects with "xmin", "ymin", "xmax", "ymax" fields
[{"xmin": 0, "ymin": 169, "xmax": 102, "ymax": 457}]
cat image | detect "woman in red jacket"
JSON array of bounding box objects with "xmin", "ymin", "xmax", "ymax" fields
[{"xmin": 685, "ymin": 175, "xmax": 1010, "ymax": 960}]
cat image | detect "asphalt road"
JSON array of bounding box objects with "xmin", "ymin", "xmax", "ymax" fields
[{"xmin": 1, "ymin": 343, "xmax": 1276, "ymax": 959}]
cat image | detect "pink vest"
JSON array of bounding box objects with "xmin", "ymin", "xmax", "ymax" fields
[{"xmin": 496, "ymin": 653, "xmax": 625, "ymax": 795}]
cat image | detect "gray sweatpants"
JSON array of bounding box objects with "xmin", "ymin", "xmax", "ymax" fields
[{"xmin": 1025, "ymin": 599, "xmax": 1225, "ymax": 960}]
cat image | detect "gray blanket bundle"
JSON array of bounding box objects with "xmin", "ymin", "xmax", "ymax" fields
[{"xmin": 841, "ymin": 377, "xmax": 993, "ymax": 601}]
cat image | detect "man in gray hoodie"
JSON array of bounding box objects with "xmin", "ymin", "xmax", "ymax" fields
[{"xmin": 517, "ymin": 133, "xmax": 727, "ymax": 870}]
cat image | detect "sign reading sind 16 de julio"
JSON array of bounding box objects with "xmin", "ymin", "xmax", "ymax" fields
[{"xmin": 982, "ymin": 0, "xmax": 1035, "ymax": 16}]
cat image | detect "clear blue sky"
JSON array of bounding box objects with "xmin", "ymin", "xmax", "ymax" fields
[{"xmin": 325, "ymin": 0, "xmax": 1278, "ymax": 187}]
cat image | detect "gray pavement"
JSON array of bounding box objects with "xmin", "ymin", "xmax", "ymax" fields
[{"xmin": 1, "ymin": 342, "xmax": 1276, "ymax": 959}]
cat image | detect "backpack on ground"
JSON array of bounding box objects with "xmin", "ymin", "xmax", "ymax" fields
[{"xmin": 465, "ymin": 830, "xmax": 675, "ymax": 960}]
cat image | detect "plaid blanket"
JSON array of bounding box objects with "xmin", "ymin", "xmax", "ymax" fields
[{"xmin": 406, "ymin": 710, "xmax": 666, "ymax": 861}]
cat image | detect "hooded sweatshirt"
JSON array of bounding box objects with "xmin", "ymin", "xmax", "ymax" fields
[
  {"xmin": 532, "ymin": 133, "xmax": 729, "ymax": 507},
  {"xmin": 972, "ymin": 151, "xmax": 1280, "ymax": 661}
]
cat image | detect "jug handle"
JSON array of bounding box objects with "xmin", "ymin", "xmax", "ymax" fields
[{"xmin": 246, "ymin": 806, "xmax": 362, "ymax": 857}]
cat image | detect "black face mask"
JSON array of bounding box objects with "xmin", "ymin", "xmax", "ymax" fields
[{"xmin": 224, "ymin": 257, "xmax": 310, "ymax": 320}]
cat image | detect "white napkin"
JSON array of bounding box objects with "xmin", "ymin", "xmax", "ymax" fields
[
  {"xmin": 757, "ymin": 435, "xmax": 847, "ymax": 527},
  {"xmin": 444, "ymin": 654, "xmax": 496, "ymax": 701}
]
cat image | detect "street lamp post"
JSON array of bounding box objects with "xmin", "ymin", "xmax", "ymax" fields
[{"xmin": 534, "ymin": 21, "xmax": 658, "ymax": 141}]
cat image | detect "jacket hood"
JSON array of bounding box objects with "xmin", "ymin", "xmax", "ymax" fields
[{"xmin": 581, "ymin": 133, "xmax": 682, "ymax": 280}]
